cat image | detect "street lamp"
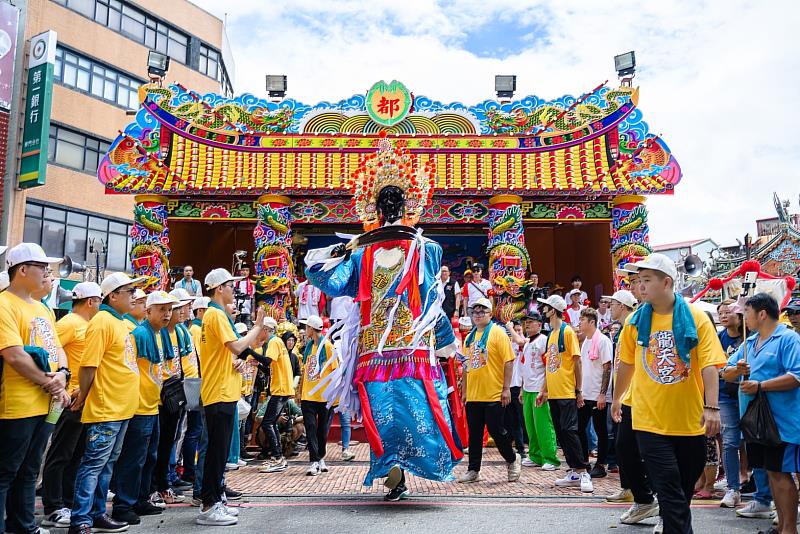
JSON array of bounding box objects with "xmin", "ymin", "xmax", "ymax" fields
[
  {"xmin": 495, "ymin": 75, "xmax": 516, "ymax": 101},
  {"xmin": 614, "ymin": 51, "xmax": 636, "ymax": 78},
  {"xmin": 147, "ymin": 50, "xmax": 170, "ymax": 80},
  {"xmin": 266, "ymin": 75, "xmax": 287, "ymax": 99}
]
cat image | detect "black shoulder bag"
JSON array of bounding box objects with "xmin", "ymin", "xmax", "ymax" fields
[{"xmin": 161, "ymin": 352, "xmax": 187, "ymax": 415}]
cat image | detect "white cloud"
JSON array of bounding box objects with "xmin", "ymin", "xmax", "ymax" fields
[{"xmin": 191, "ymin": 0, "xmax": 800, "ymax": 246}]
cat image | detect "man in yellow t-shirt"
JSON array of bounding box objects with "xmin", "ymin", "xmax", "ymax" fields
[
  {"xmin": 457, "ymin": 298, "xmax": 521, "ymax": 484},
  {"xmin": 196, "ymin": 268, "xmax": 265, "ymax": 525},
  {"xmin": 257, "ymin": 317, "xmax": 297, "ymax": 474},
  {"xmin": 111, "ymin": 291, "xmax": 177, "ymax": 524},
  {"xmin": 124, "ymin": 289, "xmax": 147, "ymax": 332},
  {"xmin": 0, "ymin": 243, "xmax": 69, "ymax": 534},
  {"xmin": 69, "ymin": 272, "xmax": 144, "ymax": 532},
  {"xmin": 298, "ymin": 315, "xmax": 336, "ymax": 476},
  {"xmin": 611, "ymin": 254, "xmax": 726, "ymax": 534},
  {"xmin": 41, "ymin": 282, "xmax": 102, "ymax": 527},
  {"xmin": 534, "ymin": 294, "xmax": 593, "ymax": 492}
]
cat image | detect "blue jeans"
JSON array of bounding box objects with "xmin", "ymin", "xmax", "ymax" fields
[
  {"xmin": 112, "ymin": 415, "xmax": 159, "ymax": 514},
  {"xmin": 0, "ymin": 415, "xmax": 53, "ymax": 534},
  {"xmin": 71, "ymin": 420, "xmax": 129, "ymax": 527},
  {"xmin": 753, "ymin": 467, "xmax": 773, "ymax": 505},
  {"xmin": 587, "ymin": 419, "xmax": 598, "ymax": 452},
  {"xmin": 181, "ymin": 410, "xmax": 203, "ymax": 481},
  {"xmin": 339, "ymin": 410, "xmax": 351, "ymax": 449},
  {"xmin": 720, "ymin": 395, "xmax": 741, "ymax": 491},
  {"xmin": 193, "ymin": 410, "xmax": 209, "ymax": 499}
]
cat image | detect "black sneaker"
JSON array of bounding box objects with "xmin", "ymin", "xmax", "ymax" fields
[
  {"xmin": 92, "ymin": 513, "xmax": 129, "ymax": 532},
  {"xmin": 133, "ymin": 502, "xmax": 163, "ymax": 516},
  {"xmin": 384, "ymin": 484, "xmax": 410, "ymax": 502},
  {"xmin": 173, "ymin": 478, "xmax": 193, "ymax": 489},
  {"xmin": 68, "ymin": 525, "xmax": 92, "ymax": 534},
  {"xmin": 240, "ymin": 450, "xmax": 256, "ymax": 460},
  {"xmin": 224, "ymin": 487, "xmax": 242, "ymax": 500},
  {"xmin": 740, "ymin": 477, "xmax": 756, "ymax": 495},
  {"xmin": 256, "ymin": 452, "xmax": 273, "ymax": 461},
  {"xmin": 111, "ymin": 510, "xmax": 140, "ymax": 526},
  {"xmin": 589, "ymin": 464, "xmax": 607, "ymax": 478}
]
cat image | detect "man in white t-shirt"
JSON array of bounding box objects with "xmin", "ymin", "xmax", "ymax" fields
[
  {"xmin": 295, "ymin": 279, "xmax": 322, "ymax": 321},
  {"xmin": 565, "ymin": 289, "xmax": 585, "ymax": 329},
  {"xmin": 577, "ymin": 307, "xmax": 613, "ymax": 479},
  {"xmin": 597, "ymin": 297, "xmax": 613, "ymax": 332},
  {"xmin": 465, "ymin": 264, "xmax": 492, "ymax": 314}
]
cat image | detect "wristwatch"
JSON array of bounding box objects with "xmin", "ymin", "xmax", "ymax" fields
[
  {"xmin": 575, "ymin": 389, "xmax": 582, "ymax": 395},
  {"xmin": 56, "ymin": 366, "xmax": 72, "ymax": 384}
]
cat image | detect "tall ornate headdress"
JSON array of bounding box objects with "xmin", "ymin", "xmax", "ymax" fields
[{"xmin": 350, "ymin": 131, "xmax": 435, "ymax": 230}]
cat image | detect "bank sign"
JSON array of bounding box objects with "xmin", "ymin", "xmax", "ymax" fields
[{"xmin": 19, "ymin": 30, "xmax": 56, "ymax": 189}]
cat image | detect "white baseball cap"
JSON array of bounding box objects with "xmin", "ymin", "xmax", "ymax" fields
[
  {"xmin": 72, "ymin": 282, "xmax": 102, "ymax": 300},
  {"xmin": 100, "ymin": 272, "xmax": 145, "ymax": 297},
  {"xmin": 0, "ymin": 270, "xmax": 9, "ymax": 292},
  {"xmin": 300, "ymin": 315, "xmax": 324, "ymax": 330},
  {"xmin": 146, "ymin": 290, "xmax": 179, "ymax": 308},
  {"xmin": 169, "ymin": 288, "xmax": 195, "ymax": 308},
  {"xmin": 624, "ymin": 253, "xmax": 678, "ymax": 281},
  {"xmin": 537, "ymin": 294, "xmax": 567, "ymax": 312},
  {"xmin": 602, "ymin": 289, "xmax": 638, "ymax": 309},
  {"xmin": 204, "ymin": 268, "xmax": 243, "ymax": 290},
  {"xmin": 6, "ymin": 243, "xmax": 62, "ymax": 268},
  {"xmin": 234, "ymin": 322, "xmax": 248, "ymax": 335},
  {"xmin": 616, "ymin": 267, "xmax": 638, "ymax": 277},
  {"xmin": 192, "ymin": 296, "xmax": 210, "ymax": 311},
  {"xmin": 133, "ymin": 288, "xmax": 148, "ymax": 301},
  {"xmin": 472, "ymin": 297, "xmax": 493, "ymax": 312},
  {"xmin": 263, "ymin": 316, "xmax": 278, "ymax": 329},
  {"xmin": 567, "ymin": 288, "xmax": 582, "ymax": 298}
]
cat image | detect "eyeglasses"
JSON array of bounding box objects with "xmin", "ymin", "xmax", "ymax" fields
[
  {"xmin": 787, "ymin": 310, "xmax": 800, "ymax": 317},
  {"xmin": 471, "ymin": 309, "xmax": 489, "ymax": 317},
  {"xmin": 115, "ymin": 287, "xmax": 137, "ymax": 295},
  {"xmin": 22, "ymin": 262, "xmax": 49, "ymax": 271}
]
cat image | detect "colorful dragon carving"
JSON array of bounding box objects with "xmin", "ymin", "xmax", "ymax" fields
[
  {"xmin": 611, "ymin": 203, "xmax": 652, "ymax": 287},
  {"xmin": 487, "ymin": 202, "xmax": 531, "ymax": 323},
  {"xmin": 253, "ymin": 202, "xmax": 293, "ymax": 321},
  {"xmin": 485, "ymin": 87, "xmax": 634, "ymax": 135},
  {"xmin": 148, "ymin": 86, "xmax": 293, "ymax": 133},
  {"xmin": 130, "ymin": 200, "xmax": 170, "ymax": 291}
]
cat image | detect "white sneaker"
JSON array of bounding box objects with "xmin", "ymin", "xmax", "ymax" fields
[
  {"xmin": 307, "ymin": 462, "xmax": 320, "ymax": 476},
  {"xmin": 736, "ymin": 499, "xmax": 774, "ymax": 518},
  {"xmin": 223, "ymin": 504, "xmax": 239, "ymax": 517},
  {"xmin": 507, "ymin": 454, "xmax": 522, "ymax": 482},
  {"xmin": 713, "ymin": 479, "xmax": 728, "ymax": 491},
  {"xmin": 342, "ymin": 449, "xmax": 356, "ymax": 461},
  {"xmin": 149, "ymin": 491, "xmax": 167, "ymax": 510},
  {"xmin": 237, "ymin": 459, "xmax": 246, "ymax": 467},
  {"xmin": 720, "ymin": 489, "xmax": 741, "ymax": 508},
  {"xmin": 196, "ymin": 502, "xmax": 238, "ymax": 526},
  {"xmin": 554, "ymin": 470, "xmax": 581, "ymax": 487},
  {"xmin": 621, "ymin": 501, "xmax": 659, "ymax": 524},
  {"xmin": 541, "ymin": 463, "xmax": 559, "ymax": 471},
  {"xmin": 41, "ymin": 507, "xmax": 71, "ymax": 528},
  {"xmin": 607, "ymin": 488, "xmax": 634, "ymax": 503},
  {"xmin": 457, "ymin": 470, "xmax": 481, "ymax": 483},
  {"xmin": 319, "ymin": 459, "xmax": 329, "ymax": 472},
  {"xmin": 580, "ymin": 471, "xmax": 593, "ymax": 493},
  {"xmin": 225, "ymin": 462, "xmax": 239, "ymax": 471},
  {"xmin": 106, "ymin": 491, "xmax": 115, "ymax": 502},
  {"xmin": 521, "ymin": 458, "xmax": 540, "ymax": 467},
  {"xmin": 653, "ymin": 517, "xmax": 663, "ymax": 534}
]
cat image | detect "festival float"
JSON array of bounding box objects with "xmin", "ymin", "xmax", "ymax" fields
[{"xmin": 99, "ymin": 79, "xmax": 682, "ymax": 320}]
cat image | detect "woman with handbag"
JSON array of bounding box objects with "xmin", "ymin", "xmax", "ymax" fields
[{"xmin": 722, "ymin": 293, "xmax": 800, "ymax": 534}]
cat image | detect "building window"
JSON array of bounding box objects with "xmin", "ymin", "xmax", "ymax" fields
[
  {"xmin": 48, "ymin": 124, "xmax": 111, "ymax": 175},
  {"xmin": 54, "ymin": 46, "xmax": 142, "ymax": 109},
  {"xmin": 23, "ymin": 202, "xmax": 133, "ymax": 271},
  {"xmin": 199, "ymin": 44, "xmax": 219, "ymax": 80}
]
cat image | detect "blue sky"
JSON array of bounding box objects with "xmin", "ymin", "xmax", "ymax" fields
[{"xmin": 190, "ymin": 0, "xmax": 800, "ymax": 246}]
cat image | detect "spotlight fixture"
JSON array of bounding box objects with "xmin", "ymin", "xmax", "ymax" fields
[
  {"xmin": 495, "ymin": 75, "xmax": 516, "ymax": 100},
  {"xmin": 614, "ymin": 51, "xmax": 636, "ymax": 78},
  {"xmin": 266, "ymin": 75, "xmax": 287, "ymax": 99},
  {"xmin": 147, "ymin": 50, "xmax": 170, "ymax": 79}
]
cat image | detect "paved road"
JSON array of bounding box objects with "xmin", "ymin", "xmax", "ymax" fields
[{"xmin": 104, "ymin": 497, "xmax": 771, "ymax": 534}]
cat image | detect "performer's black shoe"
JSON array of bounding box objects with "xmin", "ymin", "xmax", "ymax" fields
[{"xmin": 384, "ymin": 484, "xmax": 410, "ymax": 502}]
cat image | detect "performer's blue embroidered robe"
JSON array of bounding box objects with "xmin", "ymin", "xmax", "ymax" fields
[{"xmin": 305, "ymin": 233, "xmax": 463, "ymax": 485}]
